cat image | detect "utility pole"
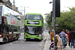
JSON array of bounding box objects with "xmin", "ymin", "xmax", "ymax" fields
[
  {"xmin": 52, "ymin": 0, "xmax": 56, "ymax": 50},
  {"xmin": 19, "ymin": 6, "xmax": 29, "ymax": 32},
  {"xmin": 50, "ymin": 0, "xmax": 60, "ymax": 50},
  {"xmin": 24, "ymin": 7, "xmax": 25, "ymax": 19},
  {"xmin": 24, "ymin": 7, "xmax": 25, "ymax": 32},
  {"xmin": 13, "ymin": 0, "xmax": 15, "ymax": 10}
]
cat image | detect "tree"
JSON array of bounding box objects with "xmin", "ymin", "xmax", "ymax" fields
[
  {"xmin": 45, "ymin": 7, "xmax": 75, "ymax": 31},
  {"xmin": 56, "ymin": 7, "xmax": 75, "ymax": 30},
  {"xmin": 45, "ymin": 13, "xmax": 51, "ymax": 29}
]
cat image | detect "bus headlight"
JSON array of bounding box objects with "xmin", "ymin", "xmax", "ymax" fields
[
  {"xmin": 0, "ymin": 35, "xmax": 2, "ymax": 37},
  {"xmin": 39, "ymin": 34, "xmax": 41, "ymax": 36},
  {"xmin": 25, "ymin": 34, "xmax": 28, "ymax": 37}
]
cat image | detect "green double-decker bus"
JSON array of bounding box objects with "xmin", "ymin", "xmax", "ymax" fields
[{"xmin": 24, "ymin": 13, "xmax": 43, "ymax": 41}]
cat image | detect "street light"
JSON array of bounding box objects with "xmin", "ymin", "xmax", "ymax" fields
[
  {"xmin": 49, "ymin": 0, "xmax": 56, "ymax": 50},
  {"xmin": 19, "ymin": 6, "xmax": 29, "ymax": 32},
  {"xmin": 19, "ymin": 6, "xmax": 29, "ymax": 19},
  {"xmin": 49, "ymin": 1, "xmax": 52, "ymax": 4},
  {"xmin": 13, "ymin": 0, "xmax": 15, "ymax": 10}
]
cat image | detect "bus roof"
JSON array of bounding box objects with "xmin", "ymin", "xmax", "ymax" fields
[{"xmin": 26, "ymin": 13, "xmax": 41, "ymax": 15}]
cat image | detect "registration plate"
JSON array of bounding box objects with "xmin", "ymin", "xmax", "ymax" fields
[
  {"xmin": 31, "ymin": 38, "xmax": 34, "ymax": 39},
  {"xmin": 31, "ymin": 36, "xmax": 35, "ymax": 37}
]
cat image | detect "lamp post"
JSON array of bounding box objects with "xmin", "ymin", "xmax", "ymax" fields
[
  {"xmin": 49, "ymin": 1, "xmax": 53, "ymax": 33},
  {"xmin": 24, "ymin": 7, "xmax": 25, "ymax": 19},
  {"xmin": 49, "ymin": 0, "xmax": 56, "ymax": 50},
  {"xmin": 19, "ymin": 6, "xmax": 29, "ymax": 32},
  {"xmin": 19, "ymin": 6, "xmax": 29, "ymax": 19},
  {"xmin": 13, "ymin": 0, "xmax": 15, "ymax": 10},
  {"xmin": 53, "ymin": 0, "xmax": 56, "ymax": 50}
]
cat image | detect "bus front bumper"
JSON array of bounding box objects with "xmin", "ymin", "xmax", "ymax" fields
[
  {"xmin": 24, "ymin": 35, "xmax": 42, "ymax": 40},
  {"xmin": 24, "ymin": 33, "xmax": 42, "ymax": 40}
]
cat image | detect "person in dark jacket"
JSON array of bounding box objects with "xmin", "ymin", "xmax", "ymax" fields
[{"xmin": 69, "ymin": 29, "xmax": 75, "ymax": 48}]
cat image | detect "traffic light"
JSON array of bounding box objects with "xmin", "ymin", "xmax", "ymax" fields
[
  {"xmin": 55, "ymin": 0, "xmax": 60, "ymax": 17},
  {"xmin": 51, "ymin": 11, "xmax": 53, "ymax": 22}
]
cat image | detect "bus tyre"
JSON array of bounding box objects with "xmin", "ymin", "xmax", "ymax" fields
[
  {"xmin": 16, "ymin": 36, "xmax": 19, "ymax": 40},
  {"xmin": 6, "ymin": 37, "xmax": 9, "ymax": 42},
  {"xmin": 26, "ymin": 39, "xmax": 28, "ymax": 41},
  {"xmin": 3, "ymin": 38, "xmax": 6, "ymax": 42},
  {"xmin": 26, "ymin": 38, "xmax": 29, "ymax": 41},
  {"xmin": 41, "ymin": 38, "xmax": 43, "ymax": 40}
]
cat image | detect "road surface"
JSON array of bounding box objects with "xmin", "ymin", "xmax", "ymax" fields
[{"xmin": 0, "ymin": 31, "xmax": 48, "ymax": 50}]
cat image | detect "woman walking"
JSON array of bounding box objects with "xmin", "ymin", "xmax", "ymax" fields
[
  {"xmin": 55, "ymin": 34, "xmax": 63, "ymax": 50},
  {"xmin": 50, "ymin": 29, "xmax": 54, "ymax": 42},
  {"xmin": 66, "ymin": 29, "xmax": 71, "ymax": 46}
]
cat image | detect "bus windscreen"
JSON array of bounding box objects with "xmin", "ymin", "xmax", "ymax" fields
[
  {"xmin": 25, "ymin": 26, "xmax": 42, "ymax": 34},
  {"xmin": 25, "ymin": 15, "xmax": 41, "ymax": 20}
]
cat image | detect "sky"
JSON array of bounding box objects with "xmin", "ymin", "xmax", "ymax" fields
[{"xmin": 10, "ymin": 0, "xmax": 75, "ymax": 23}]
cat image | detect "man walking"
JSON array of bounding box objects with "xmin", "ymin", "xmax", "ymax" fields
[
  {"xmin": 59, "ymin": 29, "xmax": 66, "ymax": 49},
  {"xmin": 69, "ymin": 29, "xmax": 75, "ymax": 48}
]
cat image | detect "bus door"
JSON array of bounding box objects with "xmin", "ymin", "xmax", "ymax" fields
[
  {"xmin": 11, "ymin": 26, "xmax": 14, "ymax": 40},
  {"xmin": 3, "ymin": 26, "xmax": 7, "ymax": 42},
  {"xmin": 3, "ymin": 25, "xmax": 9, "ymax": 41},
  {"xmin": 9, "ymin": 25, "xmax": 13, "ymax": 40},
  {"xmin": 0, "ymin": 25, "xmax": 3, "ymax": 38}
]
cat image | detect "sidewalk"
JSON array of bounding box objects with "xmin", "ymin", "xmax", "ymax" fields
[
  {"xmin": 43, "ymin": 32, "xmax": 75, "ymax": 50},
  {"xmin": 63, "ymin": 45, "xmax": 75, "ymax": 50},
  {"xmin": 44, "ymin": 40, "xmax": 75, "ymax": 50},
  {"xmin": 43, "ymin": 40, "xmax": 50, "ymax": 50}
]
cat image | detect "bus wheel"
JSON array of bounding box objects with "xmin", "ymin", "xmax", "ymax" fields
[
  {"xmin": 26, "ymin": 38, "xmax": 29, "ymax": 41},
  {"xmin": 16, "ymin": 35, "xmax": 19, "ymax": 40},
  {"xmin": 6, "ymin": 37, "xmax": 9, "ymax": 42},
  {"xmin": 26, "ymin": 39, "xmax": 28, "ymax": 41},
  {"xmin": 3, "ymin": 38, "xmax": 6, "ymax": 42}
]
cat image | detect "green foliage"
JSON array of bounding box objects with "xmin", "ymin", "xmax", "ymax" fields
[
  {"xmin": 45, "ymin": 13, "xmax": 51, "ymax": 29},
  {"xmin": 45, "ymin": 7, "xmax": 75, "ymax": 31}
]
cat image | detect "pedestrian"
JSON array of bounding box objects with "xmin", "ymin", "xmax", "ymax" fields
[
  {"xmin": 69, "ymin": 28, "xmax": 75, "ymax": 48},
  {"xmin": 59, "ymin": 29, "xmax": 66, "ymax": 49},
  {"xmin": 55, "ymin": 34, "xmax": 63, "ymax": 50},
  {"xmin": 49, "ymin": 29, "xmax": 57, "ymax": 50},
  {"xmin": 64, "ymin": 32, "xmax": 68, "ymax": 48},
  {"xmin": 48, "ymin": 30, "xmax": 50, "ymax": 34},
  {"xmin": 50, "ymin": 29, "xmax": 54, "ymax": 42},
  {"xmin": 66, "ymin": 29, "xmax": 71, "ymax": 46},
  {"xmin": 56, "ymin": 30, "xmax": 58, "ymax": 34}
]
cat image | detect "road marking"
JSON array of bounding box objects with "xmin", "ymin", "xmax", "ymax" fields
[
  {"xmin": 39, "ymin": 32, "xmax": 49, "ymax": 50},
  {"xmin": 44, "ymin": 33, "xmax": 48, "ymax": 40}
]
